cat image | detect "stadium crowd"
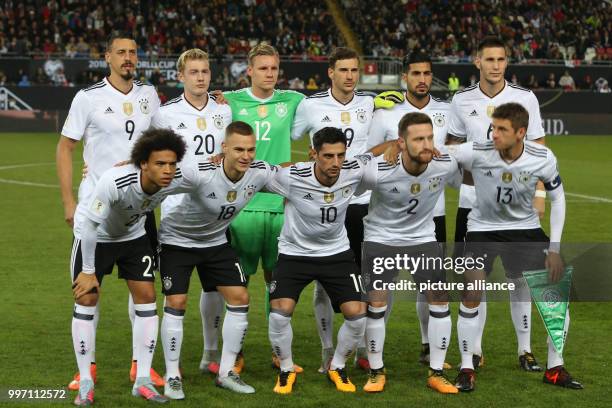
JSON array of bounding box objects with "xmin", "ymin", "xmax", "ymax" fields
[{"xmin": 341, "ymin": 0, "xmax": 611, "ymax": 62}]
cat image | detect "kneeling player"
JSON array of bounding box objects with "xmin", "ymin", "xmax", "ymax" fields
[
  {"xmin": 265, "ymin": 127, "xmax": 377, "ymax": 394},
  {"xmin": 361, "ymin": 112, "xmax": 459, "ymax": 393},
  {"xmin": 450, "ymin": 103, "xmax": 582, "ymax": 391},
  {"xmin": 70, "ymin": 129, "xmax": 203, "ymax": 405},
  {"xmin": 158, "ymin": 122, "xmax": 276, "ymax": 397}
]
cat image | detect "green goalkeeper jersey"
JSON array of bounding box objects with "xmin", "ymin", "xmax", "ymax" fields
[{"xmin": 224, "ymin": 88, "xmax": 304, "ymax": 212}]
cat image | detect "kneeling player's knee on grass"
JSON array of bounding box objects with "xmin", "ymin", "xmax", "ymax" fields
[{"xmin": 165, "ymin": 295, "xmax": 187, "ymax": 310}]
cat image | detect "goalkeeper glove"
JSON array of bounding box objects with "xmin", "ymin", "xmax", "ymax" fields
[{"xmin": 374, "ymin": 90, "xmax": 404, "ymax": 110}]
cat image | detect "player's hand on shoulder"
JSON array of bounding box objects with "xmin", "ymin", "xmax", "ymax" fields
[
  {"xmin": 72, "ymin": 272, "xmax": 100, "ymax": 299},
  {"xmin": 210, "ymin": 90, "xmax": 227, "ymax": 104},
  {"xmin": 545, "ymin": 251, "xmax": 564, "ymax": 283},
  {"xmin": 383, "ymin": 140, "xmax": 401, "ymax": 165},
  {"xmin": 374, "ymin": 90, "xmax": 404, "ymax": 110},
  {"xmin": 113, "ymin": 160, "xmax": 130, "ymax": 167},
  {"xmin": 209, "ymin": 153, "xmax": 224, "ymax": 165}
]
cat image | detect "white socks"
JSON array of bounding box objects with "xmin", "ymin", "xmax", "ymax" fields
[
  {"xmin": 330, "ymin": 315, "xmax": 366, "ymax": 370},
  {"xmin": 313, "ymin": 281, "xmax": 334, "ymax": 350},
  {"xmin": 161, "ymin": 306, "xmax": 184, "ymax": 378},
  {"xmin": 365, "ymin": 305, "xmax": 387, "ymax": 370},
  {"xmin": 269, "ymin": 310, "xmax": 294, "ymax": 372},
  {"xmin": 474, "ymin": 292, "xmax": 486, "ymax": 357},
  {"xmin": 428, "ymin": 304, "xmax": 452, "ymax": 371},
  {"xmin": 508, "ymin": 277, "xmax": 532, "ymax": 355},
  {"xmin": 457, "ymin": 303, "xmax": 479, "ymax": 370},
  {"xmin": 547, "ymin": 307, "xmax": 570, "ymax": 369},
  {"xmin": 218, "ymin": 305, "xmax": 249, "ymax": 378},
  {"xmin": 133, "ymin": 303, "xmax": 159, "ymax": 380},
  {"xmin": 128, "ymin": 293, "xmax": 136, "ymax": 360},
  {"xmin": 72, "ymin": 304, "xmax": 96, "ymax": 381},
  {"xmin": 416, "ymin": 292, "xmax": 429, "ymax": 344},
  {"xmin": 200, "ymin": 290, "xmax": 224, "ymax": 356}
]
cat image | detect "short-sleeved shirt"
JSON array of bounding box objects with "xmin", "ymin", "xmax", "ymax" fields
[
  {"xmin": 450, "ymin": 141, "xmax": 562, "ymax": 232},
  {"xmin": 265, "ymin": 154, "xmax": 378, "ymax": 256},
  {"xmin": 224, "ymin": 88, "xmax": 304, "ymax": 212}
]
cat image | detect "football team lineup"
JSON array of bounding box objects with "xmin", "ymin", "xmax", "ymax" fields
[{"xmin": 1, "ymin": 26, "xmax": 611, "ymax": 407}]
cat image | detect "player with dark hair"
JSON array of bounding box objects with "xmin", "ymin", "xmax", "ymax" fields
[
  {"xmin": 266, "ymin": 127, "xmax": 378, "ymax": 394},
  {"xmin": 291, "ymin": 46, "xmax": 375, "ymax": 372},
  {"xmin": 57, "ymin": 31, "xmax": 164, "ymax": 392},
  {"xmin": 450, "ymin": 102, "xmax": 582, "ymax": 391},
  {"xmin": 70, "ymin": 128, "xmax": 190, "ymax": 405}
]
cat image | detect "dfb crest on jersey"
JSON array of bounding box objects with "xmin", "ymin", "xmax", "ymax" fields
[
  {"xmin": 244, "ymin": 184, "xmax": 256, "ymax": 199},
  {"xmin": 486, "ymin": 105, "xmax": 496, "ymax": 118},
  {"xmin": 227, "ymin": 190, "xmax": 237, "ymax": 203},
  {"xmin": 275, "ymin": 102, "xmax": 288, "ymax": 118},
  {"xmin": 197, "ymin": 117, "xmax": 207, "ymax": 131},
  {"xmin": 163, "ymin": 277, "xmax": 173, "ymax": 291},
  {"xmin": 356, "ymin": 108, "xmax": 367, "ymax": 123},
  {"xmin": 519, "ymin": 171, "xmax": 531, "ymax": 184},
  {"xmin": 428, "ymin": 177, "xmax": 442, "ymax": 192},
  {"xmin": 257, "ymin": 105, "xmax": 268, "ymax": 118},
  {"xmin": 139, "ymin": 98, "xmax": 150, "ymax": 114},
  {"xmin": 341, "ymin": 111, "xmax": 351, "ymax": 125},
  {"xmin": 432, "ymin": 113, "xmax": 446, "ymax": 127},
  {"xmin": 502, "ymin": 172, "xmax": 513, "ymax": 183},
  {"xmin": 213, "ymin": 114, "xmax": 224, "ymax": 129},
  {"xmin": 411, "ymin": 183, "xmax": 421, "ymax": 194},
  {"xmin": 324, "ymin": 192, "xmax": 334, "ymax": 203},
  {"xmin": 342, "ymin": 186, "xmax": 352, "ymax": 198},
  {"xmin": 123, "ymin": 102, "xmax": 133, "ymax": 116}
]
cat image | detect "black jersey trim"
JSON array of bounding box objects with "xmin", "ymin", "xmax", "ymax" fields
[
  {"xmin": 161, "ymin": 96, "xmax": 183, "ymax": 107},
  {"xmin": 431, "ymin": 96, "xmax": 450, "ymax": 103},
  {"xmin": 508, "ymin": 83, "xmax": 532, "ymax": 93},
  {"xmin": 83, "ymin": 82, "xmax": 106, "ymax": 92},
  {"xmin": 455, "ymin": 84, "xmax": 478, "ymax": 95}
]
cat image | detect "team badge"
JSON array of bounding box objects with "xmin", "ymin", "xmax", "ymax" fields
[
  {"xmin": 486, "ymin": 105, "xmax": 496, "ymax": 118},
  {"xmin": 542, "ymin": 287, "xmax": 562, "ymax": 308},
  {"xmin": 139, "ymin": 98, "xmax": 150, "ymax": 114},
  {"xmin": 324, "ymin": 192, "xmax": 334, "ymax": 203},
  {"xmin": 213, "ymin": 114, "xmax": 224, "ymax": 129},
  {"xmin": 141, "ymin": 199, "xmax": 152, "ymax": 209},
  {"xmin": 410, "ymin": 183, "xmax": 421, "ymax": 194},
  {"xmin": 432, "ymin": 113, "xmax": 446, "ymax": 127},
  {"xmin": 227, "ymin": 190, "xmax": 237, "ymax": 202},
  {"xmin": 244, "ymin": 185, "xmax": 256, "ymax": 199},
  {"xmin": 123, "ymin": 102, "xmax": 133, "ymax": 116},
  {"xmin": 257, "ymin": 105, "xmax": 268, "ymax": 118},
  {"xmin": 269, "ymin": 280, "xmax": 277, "ymax": 294},
  {"xmin": 197, "ymin": 117, "xmax": 207, "ymax": 131},
  {"xmin": 519, "ymin": 171, "xmax": 531, "ymax": 184},
  {"xmin": 428, "ymin": 177, "xmax": 441, "ymax": 191},
  {"xmin": 356, "ymin": 108, "xmax": 367, "ymax": 123},
  {"xmin": 341, "ymin": 111, "xmax": 351, "ymax": 125},
  {"xmin": 163, "ymin": 277, "xmax": 173, "ymax": 291},
  {"xmin": 342, "ymin": 186, "xmax": 352, "ymax": 198},
  {"xmin": 502, "ymin": 172, "xmax": 513, "ymax": 183},
  {"xmin": 275, "ymin": 102, "xmax": 288, "ymax": 118}
]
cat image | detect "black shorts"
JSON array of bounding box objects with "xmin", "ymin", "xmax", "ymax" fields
[
  {"xmin": 70, "ymin": 235, "xmax": 156, "ymax": 284},
  {"xmin": 361, "ymin": 241, "xmax": 446, "ymax": 292},
  {"xmin": 464, "ymin": 228, "xmax": 549, "ymax": 278},
  {"xmin": 269, "ymin": 250, "xmax": 363, "ymax": 312},
  {"xmin": 345, "ymin": 204, "xmax": 368, "ymax": 267},
  {"xmin": 159, "ymin": 242, "xmax": 247, "ymax": 295}
]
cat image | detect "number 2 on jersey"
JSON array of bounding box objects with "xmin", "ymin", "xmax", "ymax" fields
[{"xmin": 255, "ymin": 120, "xmax": 271, "ymax": 141}]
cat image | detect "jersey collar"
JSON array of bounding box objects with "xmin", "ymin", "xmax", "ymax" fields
[
  {"xmin": 329, "ymin": 88, "xmax": 355, "ymax": 106},
  {"xmin": 404, "ymin": 93, "xmax": 431, "ymax": 110},
  {"xmin": 104, "ymin": 76, "xmax": 134, "ymax": 96},
  {"xmin": 478, "ymin": 80, "xmax": 507, "ymax": 99},
  {"xmin": 246, "ymin": 88, "xmax": 275, "ymax": 103},
  {"xmin": 182, "ymin": 92, "xmax": 210, "ymax": 112}
]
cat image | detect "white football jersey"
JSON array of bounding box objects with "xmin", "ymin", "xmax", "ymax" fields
[
  {"xmin": 291, "ymin": 89, "xmax": 375, "ymax": 205},
  {"xmin": 364, "ymin": 152, "xmax": 459, "ymax": 245},
  {"xmin": 368, "ymin": 94, "xmax": 452, "ymax": 216},
  {"xmin": 266, "ymin": 154, "xmax": 378, "ymax": 256},
  {"xmin": 151, "ymin": 93, "xmax": 232, "ymax": 216},
  {"xmin": 84, "ymin": 164, "xmax": 201, "ymax": 242},
  {"xmin": 447, "ymin": 80, "xmax": 546, "ymax": 208},
  {"xmin": 63, "ymin": 78, "xmax": 161, "ymax": 236},
  {"xmin": 451, "ymin": 141, "xmax": 561, "ymax": 232},
  {"xmin": 160, "ymin": 160, "xmax": 276, "ymax": 248}
]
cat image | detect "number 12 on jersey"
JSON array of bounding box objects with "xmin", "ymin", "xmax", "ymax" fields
[{"xmin": 255, "ymin": 120, "xmax": 271, "ymax": 141}]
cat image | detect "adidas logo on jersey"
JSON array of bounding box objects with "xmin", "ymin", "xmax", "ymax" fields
[
  {"xmin": 104, "ymin": 107, "xmax": 114, "ymax": 114},
  {"xmin": 469, "ymin": 110, "xmax": 478, "ymax": 117},
  {"xmin": 388, "ymin": 187, "xmax": 400, "ymax": 193},
  {"xmin": 177, "ymin": 122, "xmax": 187, "ymax": 129},
  {"xmin": 125, "ymin": 204, "xmax": 134, "ymax": 209},
  {"xmin": 484, "ymin": 169, "xmax": 493, "ymax": 177},
  {"xmin": 207, "ymin": 192, "xmax": 217, "ymax": 199},
  {"xmin": 321, "ymin": 115, "xmax": 331, "ymax": 123},
  {"xmin": 239, "ymin": 108, "xmax": 248, "ymax": 116},
  {"xmin": 303, "ymin": 193, "xmax": 313, "ymax": 200}
]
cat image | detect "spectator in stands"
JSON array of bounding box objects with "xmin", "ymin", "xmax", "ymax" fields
[
  {"xmin": 546, "ymin": 73, "xmax": 557, "ymax": 89},
  {"xmin": 595, "ymin": 77, "xmax": 609, "ymax": 92},
  {"xmin": 289, "ymin": 77, "xmax": 305, "ymax": 90},
  {"xmin": 448, "ymin": 72, "xmax": 459, "ymax": 94},
  {"xmin": 277, "ymin": 68, "xmax": 288, "ymax": 89},
  {"xmin": 510, "ymin": 73, "xmax": 520, "ymax": 86},
  {"xmin": 558, "ymin": 70, "xmax": 576, "ymax": 91},
  {"xmin": 51, "ymin": 67, "xmax": 69, "ymax": 87},
  {"xmin": 599, "ymin": 82, "xmax": 611, "ymax": 93},
  {"xmin": 580, "ymin": 74, "xmax": 594, "ymax": 90},
  {"xmin": 17, "ymin": 69, "xmax": 31, "ymax": 87},
  {"xmin": 0, "ymin": 71, "xmax": 7, "ymax": 86},
  {"xmin": 34, "ymin": 67, "xmax": 49, "ymax": 85},
  {"xmin": 527, "ymin": 74, "xmax": 540, "ymax": 89},
  {"xmin": 468, "ymin": 74, "xmax": 477, "ymax": 87}
]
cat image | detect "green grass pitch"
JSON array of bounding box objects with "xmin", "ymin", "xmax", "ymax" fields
[{"xmin": 0, "ymin": 133, "xmax": 610, "ymax": 407}]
